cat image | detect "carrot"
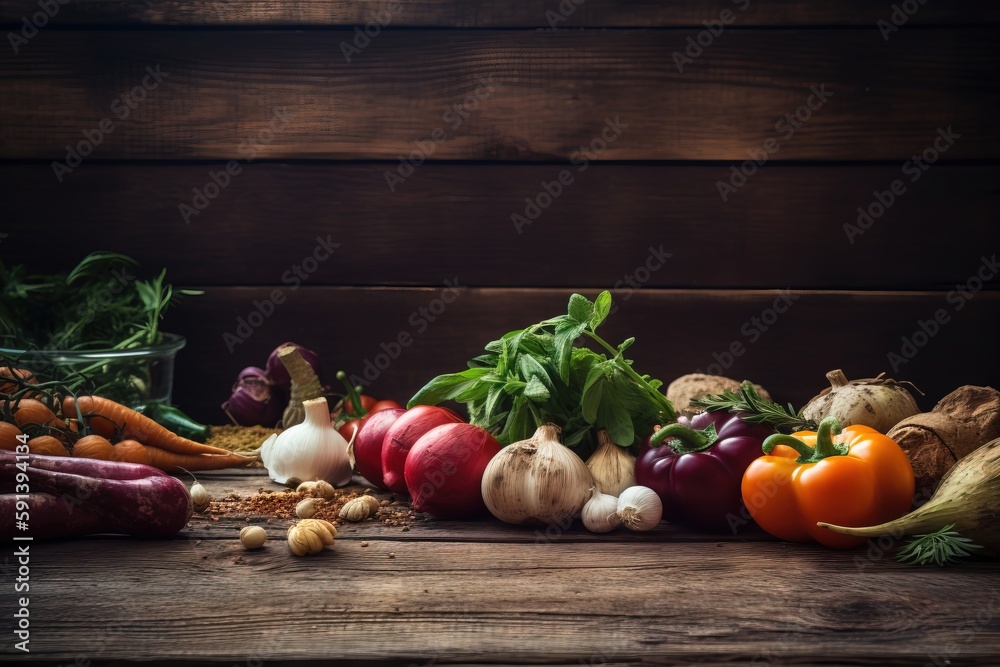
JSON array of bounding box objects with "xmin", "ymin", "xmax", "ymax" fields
[
  {"xmin": 0, "ymin": 422, "xmax": 23, "ymax": 451},
  {"xmin": 0, "ymin": 367, "xmax": 36, "ymax": 394},
  {"xmin": 112, "ymin": 439, "xmax": 252, "ymax": 472},
  {"xmin": 11, "ymin": 399, "xmax": 67, "ymax": 430},
  {"xmin": 64, "ymin": 396, "xmax": 230, "ymax": 456},
  {"xmin": 71, "ymin": 434, "xmax": 115, "ymax": 461},
  {"xmin": 28, "ymin": 435, "xmax": 68, "ymax": 456}
]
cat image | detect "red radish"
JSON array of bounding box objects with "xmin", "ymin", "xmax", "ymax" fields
[
  {"xmin": 381, "ymin": 406, "xmax": 463, "ymax": 494},
  {"xmin": 0, "ymin": 450, "xmax": 192, "ymax": 539},
  {"xmin": 352, "ymin": 407, "xmax": 405, "ymax": 489},
  {"xmin": 404, "ymin": 423, "xmax": 502, "ymax": 519}
]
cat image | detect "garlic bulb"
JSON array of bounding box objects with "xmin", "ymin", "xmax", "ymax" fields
[
  {"xmin": 586, "ymin": 430, "xmax": 636, "ymax": 496},
  {"xmin": 287, "ymin": 518, "xmax": 337, "ymax": 556},
  {"xmin": 262, "ymin": 397, "xmax": 352, "ymax": 487},
  {"xmin": 189, "ymin": 482, "xmax": 211, "ymax": 513},
  {"xmin": 802, "ymin": 369, "xmax": 920, "ymax": 434},
  {"xmin": 581, "ymin": 488, "xmax": 622, "ymax": 533},
  {"xmin": 481, "ymin": 423, "xmax": 594, "ymax": 526},
  {"xmin": 617, "ymin": 486, "xmax": 662, "ymax": 532},
  {"xmin": 240, "ymin": 526, "xmax": 267, "ymax": 549}
]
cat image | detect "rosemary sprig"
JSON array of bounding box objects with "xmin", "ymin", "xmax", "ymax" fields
[
  {"xmin": 896, "ymin": 524, "xmax": 983, "ymax": 567},
  {"xmin": 692, "ymin": 381, "xmax": 816, "ymax": 433}
]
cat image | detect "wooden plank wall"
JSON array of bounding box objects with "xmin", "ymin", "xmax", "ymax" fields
[{"xmin": 0, "ymin": 1, "xmax": 997, "ymax": 423}]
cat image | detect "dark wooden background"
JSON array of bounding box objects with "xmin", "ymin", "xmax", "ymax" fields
[{"xmin": 0, "ymin": 1, "xmax": 997, "ymax": 423}]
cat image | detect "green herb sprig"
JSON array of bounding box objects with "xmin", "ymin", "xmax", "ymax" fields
[
  {"xmin": 0, "ymin": 251, "xmax": 200, "ymax": 351},
  {"xmin": 896, "ymin": 524, "xmax": 984, "ymax": 567},
  {"xmin": 409, "ymin": 291, "xmax": 674, "ymax": 453},
  {"xmin": 692, "ymin": 381, "xmax": 816, "ymax": 433}
]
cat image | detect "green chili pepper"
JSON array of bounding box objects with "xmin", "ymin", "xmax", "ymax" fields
[{"xmin": 133, "ymin": 404, "xmax": 210, "ymax": 443}]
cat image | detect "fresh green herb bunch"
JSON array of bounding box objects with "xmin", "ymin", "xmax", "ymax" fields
[
  {"xmin": 0, "ymin": 251, "xmax": 200, "ymax": 351},
  {"xmin": 409, "ymin": 291, "xmax": 675, "ymax": 454},
  {"xmin": 692, "ymin": 381, "xmax": 817, "ymax": 434}
]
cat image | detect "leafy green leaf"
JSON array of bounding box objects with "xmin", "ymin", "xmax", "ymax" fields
[
  {"xmin": 524, "ymin": 376, "xmax": 551, "ymax": 403},
  {"xmin": 567, "ymin": 293, "xmax": 594, "ymax": 325},
  {"xmin": 407, "ymin": 367, "xmax": 493, "ymax": 408},
  {"xmin": 591, "ymin": 291, "xmax": 612, "ymax": 330},
  {"xmin": 553, "ymin": 320, "xmax": 587, "ymax": 383},
  {"xmin": 468, "ymin": 353, "xmax": 499, "ymax": 369},
  {"xmin": 517, "ymin": 349, "xmax": 551, "ymax": 387}
]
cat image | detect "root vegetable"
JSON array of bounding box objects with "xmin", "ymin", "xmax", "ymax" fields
[
  {"xmin": 71, "ymin": 435, "xmax": 115, "ymax": 460},
  {"xmin": 667, "ymin": 374, "xmax": 771, "ymax": 416},
  {"xmin": 0, "ymin": 366, "xmax": 36, "ymax": 394},
  {"xmin": 111, "ymin": 439, "xmax": 252, "ymax": 472},
  {"xmin": 64, "ymin": 396, "xmax": 232, "ymax": 456},
  {"xmin": 12, "ymin": 398, "xmax": 66, "ymax": 430},
  {"xmin": 819, "ymin": 437, "xmax": 1000, "ymax": 557},
  {"xmin": 404, "ymin": 423, "xmax": 501, "ymax": 519},
  {"xmin": 0, "ymin": 450, "xmax": 192, "ymax": 539},
  {"xmin": 28, "ymin": 435, "xmax": 68, "ymax": 456},
  {"xmin": 802, "ymin": 370, "xmax": 920, "ymax": 433},
  {"xmin": 382, "ymin": 406, "xmax": 463, "ymax": 495},
  {"xmin": 0, "ymin": 422, "xmax": 23, "ymax": 451},
  {"xmin": 887, "ymin": 385, "xmax": 1000, "ymax": 495}
]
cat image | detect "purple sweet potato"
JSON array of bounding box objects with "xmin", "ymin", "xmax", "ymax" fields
[{"xmin": 0, "ymin": 450, "xmax": 192, "ymax": 539}]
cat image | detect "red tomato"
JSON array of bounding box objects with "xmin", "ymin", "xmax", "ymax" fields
[
  {"xmin": 359, "ymin": 395, "xmax": 377, "ymax": 411},
  {"xmin": 368, "ymin": 399, "xmax": 403, "ymax": 414},
  {"xmin": 339, "ymin": 417, "xmax": 366, "ymax": 441}
]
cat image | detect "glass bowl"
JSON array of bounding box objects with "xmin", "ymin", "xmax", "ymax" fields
[{"xmin": 0, "ymin": 333, "xmax": 186, "ymax": 407}]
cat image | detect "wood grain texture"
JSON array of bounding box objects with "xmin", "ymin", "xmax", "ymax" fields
[
  {"xmin": 2, "ymin": 0, "xmax": 999, "ymax": 27},
  {"xmin": 1, "ymin": 29, "xmax": 996, "ymax": 160},
  {"xmin": 8, "ymin": 535, "xmax": 1000, "ymax": 664},
  {"xmin": 2, "ymin": 163, "xmax": 997, "ymax": 290},
  {"xmin": 154, "ymin": 287, "xmax": 1000, "ymax": 424}
]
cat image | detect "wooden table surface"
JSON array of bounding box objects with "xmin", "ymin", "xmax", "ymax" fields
[{"xmin": 7, "ymin": 468, "xmax": 1000, "ymax": 666}]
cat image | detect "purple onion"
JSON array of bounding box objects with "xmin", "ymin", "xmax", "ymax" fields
[
  {"xmin": 222, "ymin": 366, "xmax": 285, "ymax": 427},
  {"xmin": 265, "ymin": 342, "xmax": 322, "ymax": 390}
]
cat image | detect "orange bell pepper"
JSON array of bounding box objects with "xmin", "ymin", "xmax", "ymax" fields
[{"xmin": 741, "ymin": 417, "xmax": 914, "ymax": 549}]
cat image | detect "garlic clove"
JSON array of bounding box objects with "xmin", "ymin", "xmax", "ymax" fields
[
  {"xmin": 617, "ymin": 485, "xmax": 663, "ymax": 532},
  {"xmin": 259, "ymin": 433, "xmax": 278, "ymax": 470},
  {"xmin": 190, "ymin": 482, "xmax": 211, "ymax": 513},
  {"xmin": 339, "ymin": 496, "xmax": 376, "ymax": 522},
  {"xmin": 240, "ymin": 525, "xmax": 267, "ymax": 549},
  {"xmin": 296, "ymin": 498, "xmax": 319, "ymax": 519},
  {"xmin": 581, "ymin": 487, "xmax": 622, "ymax": 534}
]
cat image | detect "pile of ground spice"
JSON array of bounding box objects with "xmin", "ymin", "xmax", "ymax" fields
[
  {"xmin": 205, "ymin": 425, "xmax": 278, "ymax": 465},
  {"xmin": 203, "ymin": 487, "xmax": 416, "ymax": 529}
]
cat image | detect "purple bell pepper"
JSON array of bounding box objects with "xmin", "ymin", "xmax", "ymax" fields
[{"xmin": 635, "ymin": 410, "xmax": 774, "ymax": 532}]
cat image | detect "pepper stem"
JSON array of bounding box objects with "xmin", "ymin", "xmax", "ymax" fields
[
  {"xmin": 648, "ymin": 422, "xmax": 719, "ymax": 453},
  {"xmin": 761, "ymin": 417, "xmax": 846, "ymax": 463},
  {"xmin": 335, "ymin": 370, "xmax": 365, "ymax": 416}
]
